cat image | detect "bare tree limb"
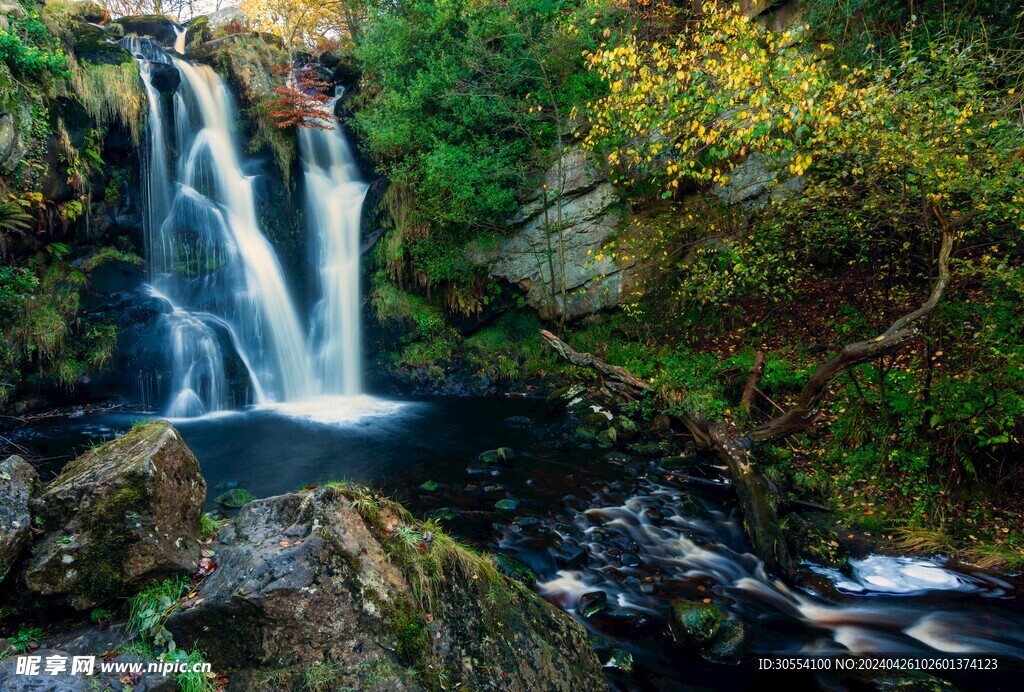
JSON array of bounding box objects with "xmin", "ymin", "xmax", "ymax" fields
[{"xmin": 754, "ymin": 223, "xmax": 956, "ymax": 441}]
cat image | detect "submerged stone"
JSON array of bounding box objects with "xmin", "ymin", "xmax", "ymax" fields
[
  {"xmin": 494, "ymin": 498, "xmax": 520, "ymax": 512},
  {"xmin": 619, "ymin": 552, "xmax": 641, "ymax": 568},
  {"xmin": 479, "ymin": 447, "xmax": 516, "ymax": 465},
  {"xmin": 553, "ymin": 543, "xmax": 589, "ymax": 569},
  {"xmin": 419, "ymin": 480, "xmax": 440, "ymax": 492},
  {"xmin": 577, "ymin": 591, "xmax": 608, "ymax": 618},
  {"xmin": 504, "ymin": 416, "xmax": 533, "ymax": 427},
  {"xmin": 702, "ymin": 619, "xmax": 747, "ymax": 664}
]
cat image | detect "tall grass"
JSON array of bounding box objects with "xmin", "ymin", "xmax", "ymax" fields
[{"xmin": 66, "ymin": 56, "xmax": 145, "ymax": 144}]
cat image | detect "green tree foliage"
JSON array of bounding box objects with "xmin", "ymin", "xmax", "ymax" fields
[
  {"xmin": 354, "ymin": 0, "xmax": 617, "ymax": 289},
  {"xmin": 575, "ymin": 2, "xmax": 1024, "ymax": 530},
  {"xmin": 0, "ymin": 0, "xmax": 67, "ymax": 78}
]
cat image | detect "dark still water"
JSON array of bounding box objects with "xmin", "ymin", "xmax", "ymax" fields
[{"xmin": 8, "ymin": 396, "xmax": 1024, "ymax": 690}]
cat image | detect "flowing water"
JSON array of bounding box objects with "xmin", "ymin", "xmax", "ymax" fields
[
  {"xmin": 299, "ymin": 90, "xmax": 368, "ymax": 395},
  {"xmin": 125, "ymin": 42, "xmax": 369, "ymax": 415}
]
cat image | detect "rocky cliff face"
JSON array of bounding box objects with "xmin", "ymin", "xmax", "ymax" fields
[{"xmin": 472, "ymin": 147, "xmax": 636, "ymax": 321}]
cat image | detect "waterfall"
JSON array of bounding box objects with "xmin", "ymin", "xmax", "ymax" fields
[
  {"xmin": 299, "ymin": 93, "xmax": 368, "ymax": 396},
  {"xmin": 127, "ymin": 40, "xmax": 318, "ymax": 415},
  {"xmin": 172, "ymin": 25, "xmax": 187, "ymax": 55}
]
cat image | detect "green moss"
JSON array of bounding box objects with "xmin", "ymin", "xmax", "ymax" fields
[{"xmin": 77, "ymin": 475, "xmax": 149, "ymax": 603}]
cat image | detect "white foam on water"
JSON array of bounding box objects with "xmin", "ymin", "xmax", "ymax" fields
[
  {"xmin": 258, "ymin": 396, "xmax": 406, "ymax": 426},
  {"xmin": 811, "ymin": 555, "xmax": 970, "ymax": 595}
]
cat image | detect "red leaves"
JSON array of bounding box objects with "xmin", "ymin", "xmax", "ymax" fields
[
  {"xmin": 266, "ymin": 67, "xmax": 338, "ymax": 131},
  {"xmin": 197, "ymin": 557, "xmax": 217, "ymax": 579}
]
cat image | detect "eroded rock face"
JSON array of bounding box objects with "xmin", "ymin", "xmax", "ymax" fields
[
  {"xmin": 472, "ymin": 147, "xmax": 635, "ymax": 321},
  {"xmin": 0, "ymin": 456, "xmax": 40, "ymax": 585},
  {"xmin": 25, "ymin": 421, "xmax": 205, "ymax": 609},
  {"xmin": 167, "ymin": 487, "xmax": 605, "ymax": 690}
]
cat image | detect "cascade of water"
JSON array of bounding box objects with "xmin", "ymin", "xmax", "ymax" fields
[
  {"xmin": 172, "ymin": 25, "xmax": 187, "ymax": 55},
  {"xmin": 127, "ymin": 40, "xmax": 318, "ymax": 415},
  {"xmin": 524, "ymin": 482, "xmax": 1024, "ymax": 659},
  {"xmin": 298, "ymin": 92, "xmax": 368, "ymax": 395}
]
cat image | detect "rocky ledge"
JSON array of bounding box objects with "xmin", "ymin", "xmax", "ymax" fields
[{"xmin": 0, "ymin": 422, "xmax": 605, "ymax": 690}]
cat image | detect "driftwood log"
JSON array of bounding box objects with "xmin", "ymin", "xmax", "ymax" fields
[{"xmin": 540, "ymin": 224, "xmax": 958, "ymax": 575}]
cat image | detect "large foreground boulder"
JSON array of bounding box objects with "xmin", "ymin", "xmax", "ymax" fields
[
  {"xmin": 167, "ymin": 485, "xmax": 605, "ymax": 690},
  {"xmin": 0, "ymin": 456, "xmax": 40, "ymax": 584},
  {"xmin": 25, "ymin": 421, "xmax": 205, "ymax": 609}
]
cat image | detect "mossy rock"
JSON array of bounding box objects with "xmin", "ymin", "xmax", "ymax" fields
[
  {"xmin": 67, "ymin": 1, "xmax": 110, "ymax": 24},
  {"xmin": 494, "ymin": 553, "xmax": 536, "ymax": 587},
  {"xmin": 659, "ymin": 453, "xmax": 698, "ymax": 471},
  {"xmin": 577, "ymin": 591, "xmax": 607, "ymax": 618},
  {"xmin": 24, "ymin": 422, "xmax": 205, "ymax": 609},
  {"xmin": 783, "ymin": 513, "xmax": 848, "ymax": 568},
  {"xmin": 613, "ymin": 415, "xmax": 639, "ymax": 440},
  {"xmin": 628, "ymin": 439, "xmax": 670, "ymax": 456},
  {"xmin": 112, "ymin": 15, "xmax": 179, "ymax": 45},
  {"xmin": 668, "ymin": 601, "xmax": 724, "ymax": 648},
  {"xmin": 419, "ymin": 480, "xmax": 440, "ymax": 492},
  {"xmin": 478, "ymin": 447, "xmax": 515, "ymax": 465},
  {"xmin": 214, "ymin": 488, "xmax": 256, "ymax": 508},
  {"xmin": 677, "ymin": 495, "xmax": 711, "ymax": 521},
  {"xmin": 164, "ymin": 486, "xmax": 606, "ymax": 689},
  {"xmin": 583, "ymin": 412, "xmax": 612, "ymax": 430},
  {"xmin": 72, "ymin": 23, "xmax": 133, "ymax": 66},
  {"xmin": 184, "ymin": 15, "xmax": 212, "ymax": 50},
  {"xmin": 701, "ymin": 619, "xmax": 747, "ymax": 664},
  {"xmin": 596, "ymin": 428, "xmax": 617, "ymax": 448},
  {"xmin": 604, "ymin": 647, "xmax": 633, "ymax": 672}
]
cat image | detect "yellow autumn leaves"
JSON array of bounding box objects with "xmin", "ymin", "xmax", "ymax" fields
[{"xmin": 581, "ymin": 2, "xmax": 867, "ymax": 191}]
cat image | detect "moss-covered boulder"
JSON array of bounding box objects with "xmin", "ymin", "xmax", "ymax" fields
[
  {"xmin": 702, "ymin": 619, "xmax": 748, "ymax": 664},
  {"xmin": 668, "ymin": 601, "xmax": 724, "ymax": 648},
  {"xmin": 214, "ymin": 487, "xmax": 255, "ymax": 508},
  {"xmin": 24, "ymin": 421, "xmax": 205, "ymax": 609},
  {"xmin": 166, "ymin": 485, "xmax": 605, "ymax": 690},
  {"xmin": 71, "ymin": 22, "xmax": 134, "ymax": 66},
  {"xmin": 0, "ymin": 456, "xmax": 40, "ymax": 585}
]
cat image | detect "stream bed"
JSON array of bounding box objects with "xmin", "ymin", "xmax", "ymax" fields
[{"xmin": 7, "ymin": 396, "xmax": 1024, "ymax": 690}]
